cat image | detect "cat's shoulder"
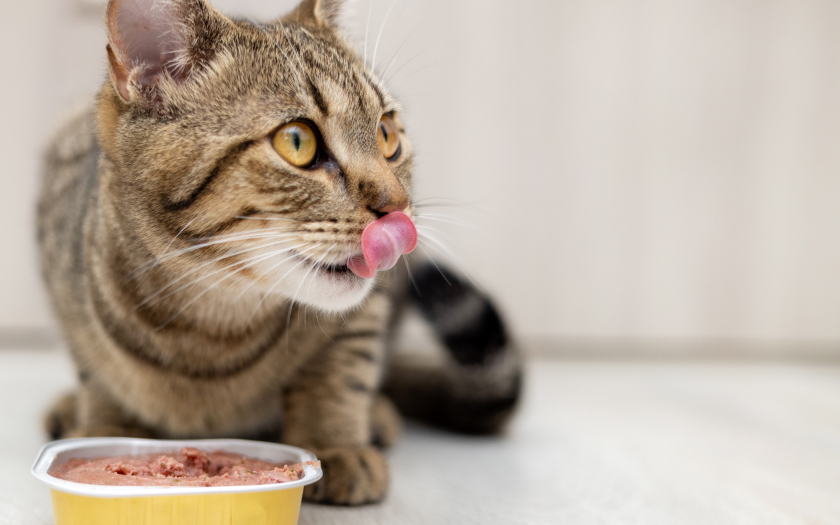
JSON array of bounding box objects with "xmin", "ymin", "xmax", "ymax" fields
[{"xmin": 45, "ymin": 99, "xmax": 97, "ymax": 166}]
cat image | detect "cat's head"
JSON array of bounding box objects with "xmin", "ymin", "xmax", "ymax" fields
[{"xmin": 98, "ymin": 0, "xmax": 414, "ymax": 313}]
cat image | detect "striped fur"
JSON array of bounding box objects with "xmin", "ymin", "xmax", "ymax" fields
[
  {"xmin": 38, "ymin": 0, "xmax": 521, "ymax": 506},
  {"xmin": 386, "ymin": 262, "xmax": 522, "ymax": 434}
]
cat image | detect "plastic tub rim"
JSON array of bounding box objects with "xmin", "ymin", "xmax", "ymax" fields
[{"xmin": 31, "ymin": 437, "xmax": 323, "ymax": 498}]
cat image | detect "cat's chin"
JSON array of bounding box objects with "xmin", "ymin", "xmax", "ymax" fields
[
  {"xmin": 295, "ymin": 264, "xmax": 377, "ymax": 313},
  {"xmin": 252, "ymin": 254, "xmax": 376, "ymax": 313}
]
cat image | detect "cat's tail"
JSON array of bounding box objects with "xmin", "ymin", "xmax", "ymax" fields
[{"xmin": 384, "ymin": 262, "xmax": 522, "ymax": 434}]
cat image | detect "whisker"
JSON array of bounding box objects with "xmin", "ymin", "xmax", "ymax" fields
[
  {"xmin": 126, "ymin": 228, "xmax": 289, "ymax": 283},
  {"xmin": 378, "ymin": 23, "xmax": 422, "ymax": 82},
  {"xmin": 185, "ymin": 226, "xmax": 293, "ymax": 243},
  {"xmin": 233, "ymin": 215, "xmax": 300, "ymax": 223},
  {"xmin": 293, "ymin": 250, "xmax": 331, "ymax": 334},
  {"xmin": 371, "ymin": 0, "xmax": 400, "ymax": 72},
  {"xmin": 416, "ymin": 224, "xmax": 455, "ymax": 244},
  {"xmin": 142, "ymin": 247, "xmax": 296, "ymax": 311},
  {"xmin": 414, "ymin": 242, "xmax": 450, "ymax": 286},
  {"xmin": 363, "ymin": 0, "xmax": 373, "ymax": 66},
  {"xmin": 132, "ymin": 218, "xmax": 196, "ymax": 285},
  {"xmin": 154, "ymin": 230, "xmax": 296, "ymax": 261},
  {"xmin": 288, "ymin": 254, "xmax": 325, "ymax": 331},
  {"xmin": 157, "ymin": 243, "xmax": 321, "ymax": 331},
  {"xmin": 231, "ymin": 241, "xmax": 332, "ymax": 302},
  {"xmin": 126, "ymin": 230, "xmax": 293, "ymax": 287},
  {"xmin": 304, "ymin": 249, "xmax": 333, "ymax": 298},
  {"xmin": 403, "ymin": 256, "xmax": 420, "ymax": 296},
  {"xmin": 284, "ymin": 298, "xmax": 297, "ymax": 352},
  {"xmin": 139, "ymin": 240, "xmax": 305, "ymax": 307},
  {"xmin": 391, "ymin": 94, "xmax": 437, "ymax": 100},
  {"xmin": 414, "ymin": 213, "xmax": 481, "ymax": 231},
  {"xmin": 395, "ymin": 62, "xmax": 438, "ymax": 82},
  {"xmin": 383, "ymin": 47, "xmax": 429, "ymax": 85},
  {"xmin": 313, "ymin": 308, "xmax": 334, "ymax": 343},
  {"xmin": 154, "ymin": 249, "xmax": 301, "ymax": 331},
  {"xmin": 413, "ymin": 204, "xmax": 468, "ymax": 211},
  {"xmin": 159, "ymin": 244, "xmax": 303, "ymax": 304},
  {"xmin": 248, "ymin": 243, "xmax": 324, "ymax": 325},
  {"xmin": 377, "ymin": 0, "xmax": 413, "ymax": 73},
  {"xmin": 412, "ymin": 197, "xmax": 472, "ymax": 208},
  {"xmin": 416, "ymin": 236, "xmax": 480, "ymax": 289}
]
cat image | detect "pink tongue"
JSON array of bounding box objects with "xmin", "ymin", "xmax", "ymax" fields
[{"xmin": 347, "ymin": 211, "xmax": 417, "ymax": 279}]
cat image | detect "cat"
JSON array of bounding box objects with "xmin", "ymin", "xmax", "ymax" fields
[{"xmin": 37, "ymin": 0, "xmax": 521, "ymax": 505}]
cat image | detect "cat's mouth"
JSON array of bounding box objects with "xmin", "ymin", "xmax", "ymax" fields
[
  {"xmin": 313, "ymin": 261, "xmax": 354, "ymax": 276},
  {"xmin": 288, "ymin": 251, "xmax": 358, "ymax": 280},
  {"xmin": 280, "ymin": 211, "xmax": 417, "ymax": 283},
  {"xmin": 346, "ymin": 211, "xmax": 418, "ymax": 279}
]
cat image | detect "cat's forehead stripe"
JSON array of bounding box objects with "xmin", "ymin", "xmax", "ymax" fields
[
  {"xmin": 306, "ymin": 78, "xmax": 330, "ymax": 116},
  {"xmin": 300, "ymin": 67, "xmax": 392, "ymax": 122},
  {"xmin": 264, "ymin": 24, "xmax": 393, "ymax": 117},
  {"xmin": 360, "ymin": 71, "xmax": 387, "ymax": 111}
]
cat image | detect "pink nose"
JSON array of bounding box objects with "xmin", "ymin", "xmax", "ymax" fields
[{"xmin": 347, "ymin": 211, "xmax": 417, "ymax": 279}]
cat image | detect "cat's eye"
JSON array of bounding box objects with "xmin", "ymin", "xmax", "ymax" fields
[
  {"xmin": 377, "ymin": 115, "xmax": 401, "ymax": 160},
  {"xmin": 273, "ymin": 122, "xmax": 317, "ymax": 167}
]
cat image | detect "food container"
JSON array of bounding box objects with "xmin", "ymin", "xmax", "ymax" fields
[{"xmin": 31, "ymin": 437, "xmax": 322, "ymax": 525}]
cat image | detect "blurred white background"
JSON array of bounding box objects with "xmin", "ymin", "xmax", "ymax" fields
[{"xmin": 2, "ymin": 0, "xmax": 840, "ymax": 351}]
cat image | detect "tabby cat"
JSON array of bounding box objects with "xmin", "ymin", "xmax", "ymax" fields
[{"xmin": 38, "ymin": 0, "xmax": 521, "ymax": 505}]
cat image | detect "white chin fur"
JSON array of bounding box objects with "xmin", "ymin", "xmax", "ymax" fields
[{"xmin": 250, "ymin": 252, "xmax": 375, "ymax": 313}]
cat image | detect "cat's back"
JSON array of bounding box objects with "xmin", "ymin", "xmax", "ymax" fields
[{"xmin": 37, "ymin": 105, "xmax": 99, "ymax": 307}]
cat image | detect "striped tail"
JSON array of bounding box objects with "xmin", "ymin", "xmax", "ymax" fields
[{"xmin": 384, "ymin": 261, "xmax": 522, "ymax": 434}]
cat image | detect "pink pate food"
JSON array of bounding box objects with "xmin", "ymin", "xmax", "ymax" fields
[{"xmin": 49, "ymin": 447, "xmax": 319, "ymax": 487}]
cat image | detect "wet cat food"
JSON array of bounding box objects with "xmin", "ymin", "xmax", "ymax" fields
[{"xmin": 50, "ymin": 447, "xmax": 319, "ymax": 487}]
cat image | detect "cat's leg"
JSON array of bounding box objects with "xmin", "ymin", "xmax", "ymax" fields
[
  {"xmin": 282, "ymin": 294, "xmax": 393, "ymax": 505},
  {"xmin": 54, "ymin": 381, "xmax": 155, "ymax": 438},
  {"xmin": 370, "ymin": 393, "xmax": 401, "ymax": 449}
]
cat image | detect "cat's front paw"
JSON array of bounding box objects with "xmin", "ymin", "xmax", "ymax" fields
[
  {"xmin": 45, "ymin": 392, "xmax": 78, "ymax": 440},
  {"xmin": 304, "ymin": 446, "xmax": 389, "ymax": 505}
]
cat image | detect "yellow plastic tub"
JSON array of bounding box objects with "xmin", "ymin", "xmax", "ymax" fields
[{"xmin": 31, "ymin": 437, "xmax": 322, "ymax": 525}]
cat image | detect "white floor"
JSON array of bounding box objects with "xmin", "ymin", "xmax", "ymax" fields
[{"xmin": 2, "ymin": 349, "xmax": 840, "ymax": 524}]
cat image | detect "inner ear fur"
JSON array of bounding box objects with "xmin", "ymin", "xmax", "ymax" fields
[{"xmin": 104, "ymin": 0, "xmax": 227, "ymax": 103}]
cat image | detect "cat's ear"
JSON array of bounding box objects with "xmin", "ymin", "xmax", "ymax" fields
[
  {"xmin": 284, "ymin": 0, "xmax": 345, "ymax": 29},
  {"xmin": 105, "ymin": 0, "xmax": 224, "ymax": 103}
]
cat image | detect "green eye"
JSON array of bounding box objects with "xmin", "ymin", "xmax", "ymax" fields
[
  {"xmin": 273, "ymin": 122, "xmax": 317, "ymax": 167},
  {"xmin": 377, "ymin": 115, "xmax": 400, "ymax": 159}
]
